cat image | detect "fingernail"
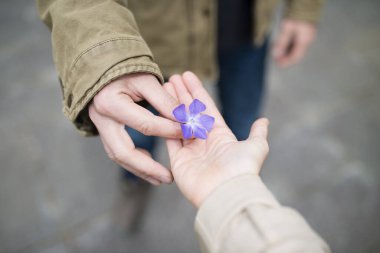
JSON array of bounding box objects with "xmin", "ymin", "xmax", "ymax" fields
[{"xmin": 146, "ymin": 177, "xmax": 161, "ymax": 186}]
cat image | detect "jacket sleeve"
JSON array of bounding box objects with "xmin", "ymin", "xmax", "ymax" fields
[
  {"xmin": 285, "ymin": 0, "xmax": 325, "ymax": 23},
  {"xmin": 36, "ymin": 0, "xmax": 163, "ymax": 135},
  {"xmin": 195, "ymin": 175, "xmax": 331, "ymax": 253}
]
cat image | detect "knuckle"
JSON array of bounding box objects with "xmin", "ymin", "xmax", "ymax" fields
[
  {"xmin": 109, "ymin": 150, "xmax": 126, "ymax": 164},
  {"xmin": 108, "ymin": 152, "xmax": 118, "ymax": 162},
  {"xmin": 88, "ymin": 105, "xmax": 97, "ymax": 122},
  {"xmin": 129, "ymin": 164, "xmax": 149, "ymax": 179},
  {"xmin": 256, "ymin": 138, "xmax": 269, "ymax": 154},
  {"xmin": 142, "ymin": 172, "xmax": 152, "ymax": 180},
  {"xmin": 139, "ymin": 170, "xmax": 150, "ymax": 178},
  {"xmin": 162, "ymin": 82, "xmax": 170, "ymax": 91},
  {"xmin": 169, "ymin": 74, "xmax": 181, "ymax": 83},
  {"xmin": 138, "ymin": 120, "xmax": 153, "ymax": 136},
  {"xmin": 93, "ymin": 90, "xmax": 113, "ymax": 114},
  {"xmin": 262, "ymin": 141, "xmax": 270, "ymax": 154}
]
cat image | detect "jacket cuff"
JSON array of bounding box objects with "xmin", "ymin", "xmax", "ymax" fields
[
  {"xmin": 194, "ymin": 174, "xmax": 280, "ymax": 253},
  {"xmin": 61, "ymin": 37, "xmax": 163, "ymax": 136},
  {"xmin": 285, "ymin": 0, "xmax": 325, "ymax": 24}
]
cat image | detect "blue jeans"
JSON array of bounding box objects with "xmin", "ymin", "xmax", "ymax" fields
[
  {"xmin": 126, "ymin": 40, "xmax": 268, "ymax": 155},
  {"xmin": 218, "ymin": 40, "xmax": 268, "ymax": 140}
]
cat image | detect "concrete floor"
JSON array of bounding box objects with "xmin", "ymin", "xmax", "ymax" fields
[{"xmin": 1, "ymin": 0, "xmax": 380, "ymax": 252}]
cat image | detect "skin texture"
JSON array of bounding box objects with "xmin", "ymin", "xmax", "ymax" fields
[
  {"xmin": 88, "ymin": 19, "xmax": 309, "ymax": 187},
  {"xmin": 165, "ymin": 72, "xmax": 270, "ymax": 208},
  {"xmin": 273, "ymin": 19, "xmax": 316, "ymax": 67},
  {"xmin": 89, "ymin": 19, "xmax": 310, "ymax": 188},
  {"xmin": 89, "ymin": 73, "xmax": 183, "ymax": 185}
]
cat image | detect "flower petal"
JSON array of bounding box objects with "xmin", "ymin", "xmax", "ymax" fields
[
  {"xmin": 189, "ymin": 99, "xmax": 206, "ymax": 116},
  {"xmin": 173, "ymin": 104, "xmax": 188, "ymax": 123},
  {"xmin": 193, "ymin": 125, "xmax": 207, "ymax": 139},
  {"xmin": 181, "ymin": 124, "xmax": 193, "ymax": 139},
  {"xmin": 197, "ymin": 114, "xmax": 215, "ymax": 132}
]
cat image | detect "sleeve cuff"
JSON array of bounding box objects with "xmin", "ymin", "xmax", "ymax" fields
[
  {"xmin": 194, "ymin": 174, "xmax": 280, "ymax": 252},
  {"xmin": 60, "ymin": 37, "xmax": 163, "ymax": 136},
  {"xmin": 285, "ymin": 0, "xmax": 325, "ymax": 24}
]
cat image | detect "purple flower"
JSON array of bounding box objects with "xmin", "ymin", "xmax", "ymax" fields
[{"xmin": 173, "ymin": 99, "xmax": 215, "ymax": 140}]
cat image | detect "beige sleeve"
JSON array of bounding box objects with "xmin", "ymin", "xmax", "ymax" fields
[{"xmin": 195, "ymin": 175, "xmax": 331, "ymax": 253}]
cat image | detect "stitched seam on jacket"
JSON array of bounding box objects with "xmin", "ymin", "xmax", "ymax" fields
[
  {"xmin": 65, "ymin": 37, "xmax": 150, "ymax": 100},
  {"xmin": 70, "ymin": 37, "xmax": 144, "ymax": 72},
  {"xmin": 213, "ymin": 199, "xmax": 272, "ymax": 253},
  {"xmin": 64, "ymin": 37, "xmax": 150, "ymax": 97},
  {"xmin": 65, "ymin": 63, "xmax": 160, "ymax": 120},
  {"xmin": 195, "ymin": 221, "xmax": 214, "ymax": 253}
]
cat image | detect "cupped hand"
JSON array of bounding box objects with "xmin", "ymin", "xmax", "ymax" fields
[
  {"xmin": 89, "ymin": 73, "xmax": 182, "ymax": 185},
  {"xmin": 273, "ymin": 19, "xmax": 316, "ymax": 67},
  {"xmin": 164, "ymin": 72, "xmax": 270, "ymax": 207}
]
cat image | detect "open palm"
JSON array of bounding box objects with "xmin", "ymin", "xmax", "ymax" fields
[{"xmin": 164, "ymin": 72, "xmax": 269, "ymax": 207}]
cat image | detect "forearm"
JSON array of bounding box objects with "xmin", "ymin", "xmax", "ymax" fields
[
  {"xmin": 36, "ymin": 0, "xmax": 162, "ymax": 135},
  {"xmin": 195, "ymin": 175, "xmax": 330, "ymax": 253}
]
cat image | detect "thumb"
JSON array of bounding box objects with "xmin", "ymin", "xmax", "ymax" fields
[
  {"xmin": 248, "ymin": 118, "xmax": 270, "ymax": 153},
  {"xmin": 273, "ymin": 21, "xmax": 293, "ymax": 60}
]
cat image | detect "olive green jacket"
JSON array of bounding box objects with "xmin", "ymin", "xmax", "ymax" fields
[{"xmin": 36, "ymin": 0, "xmax": 324, "ymax": 135}]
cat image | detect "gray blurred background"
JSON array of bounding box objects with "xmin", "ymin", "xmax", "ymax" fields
[{"xmin": 1, "ymin": 0, "xmax": 380, "ymax": 252}]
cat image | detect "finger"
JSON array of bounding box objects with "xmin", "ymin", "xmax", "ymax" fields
[
  {"xmin": 122, "ymin": 148, "xmax": 173, "ymax": 184},
  {"xmin": 99, "ymin": 135, "xmax": 163, "ymax": 186},
  {"xmin": 166, "ymin": 138, "xmax": 182, "ymax": 159},
  {"xmin": 134, "ymin": 149, "xmax": 162, "ymax": 185},
  {"xmin": 163, "ymin": 82, "xmax": 178, "ymax": 100},
  {"xmin": 248, "ymin": 118, "xmax": 269, "ymax": 140},
  {"xmin": 282, "ymin": 32, "xmax": 310, "ymax": 66},
  {"xmin": 163, "ymin": 82, "xmax": 184, "ymax": 154},
  {"xmin": 91, "ymin": 104, "xmax": 164, "ymax": 185},
  {"xmin": 96, "ymin": 96, "xmax": 182, "ymax": 138},
  {"xmin": 127, "ymin": 149, "xmax": 163, "ymax": 185},
  {"xmin": 182, "ymin": 71, "xmax": 226, "ymax": 127},
  {"xmin": 90, "ymin": 106, "xmax": 173, "ymax": 184},
  {"xmin": 273, "ymin": 22, "xmax": 293, "ymax": 62},
  {"xmin": 137, "ymin": 148, "xmax": 151, "ymax": 156},
  {"xmin": 169, "ymin": 74, "xmax": 193, "ymax": 106},
  {"xmin": 248, "ymin": 118, "xmax": 270, "ymax": 152},
  {"xmin": 168, "ymin": 75, "xmax": 196, "ymax": 144},
  {"xmin": 136, "ymin": 80, "xmax": 180, "ymax": 121}
]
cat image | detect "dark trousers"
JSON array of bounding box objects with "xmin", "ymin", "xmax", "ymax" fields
[{"xmin": 218, "ymin": 40, "xmax": 268, "ymax": 140}]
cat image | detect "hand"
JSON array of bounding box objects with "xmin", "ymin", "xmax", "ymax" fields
[
  {"xmin": 164, "ymin": 72, "xmax": 270, "ymax": 207},
  {"xmin": 272, "ymin": 19, "xmax": 316, "ymax": 67},
  {"xmin": 89, "ymin": 73, "xmax": 182, "ymax": 185}
]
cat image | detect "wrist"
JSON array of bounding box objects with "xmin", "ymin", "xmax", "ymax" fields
[
  {"xmin": 194, "ymin": 174, "xmax": 269, "ymax": 209},
  {"xmin": 192, "ymin": 172, "xmax": 260, "ymax": 208}
]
